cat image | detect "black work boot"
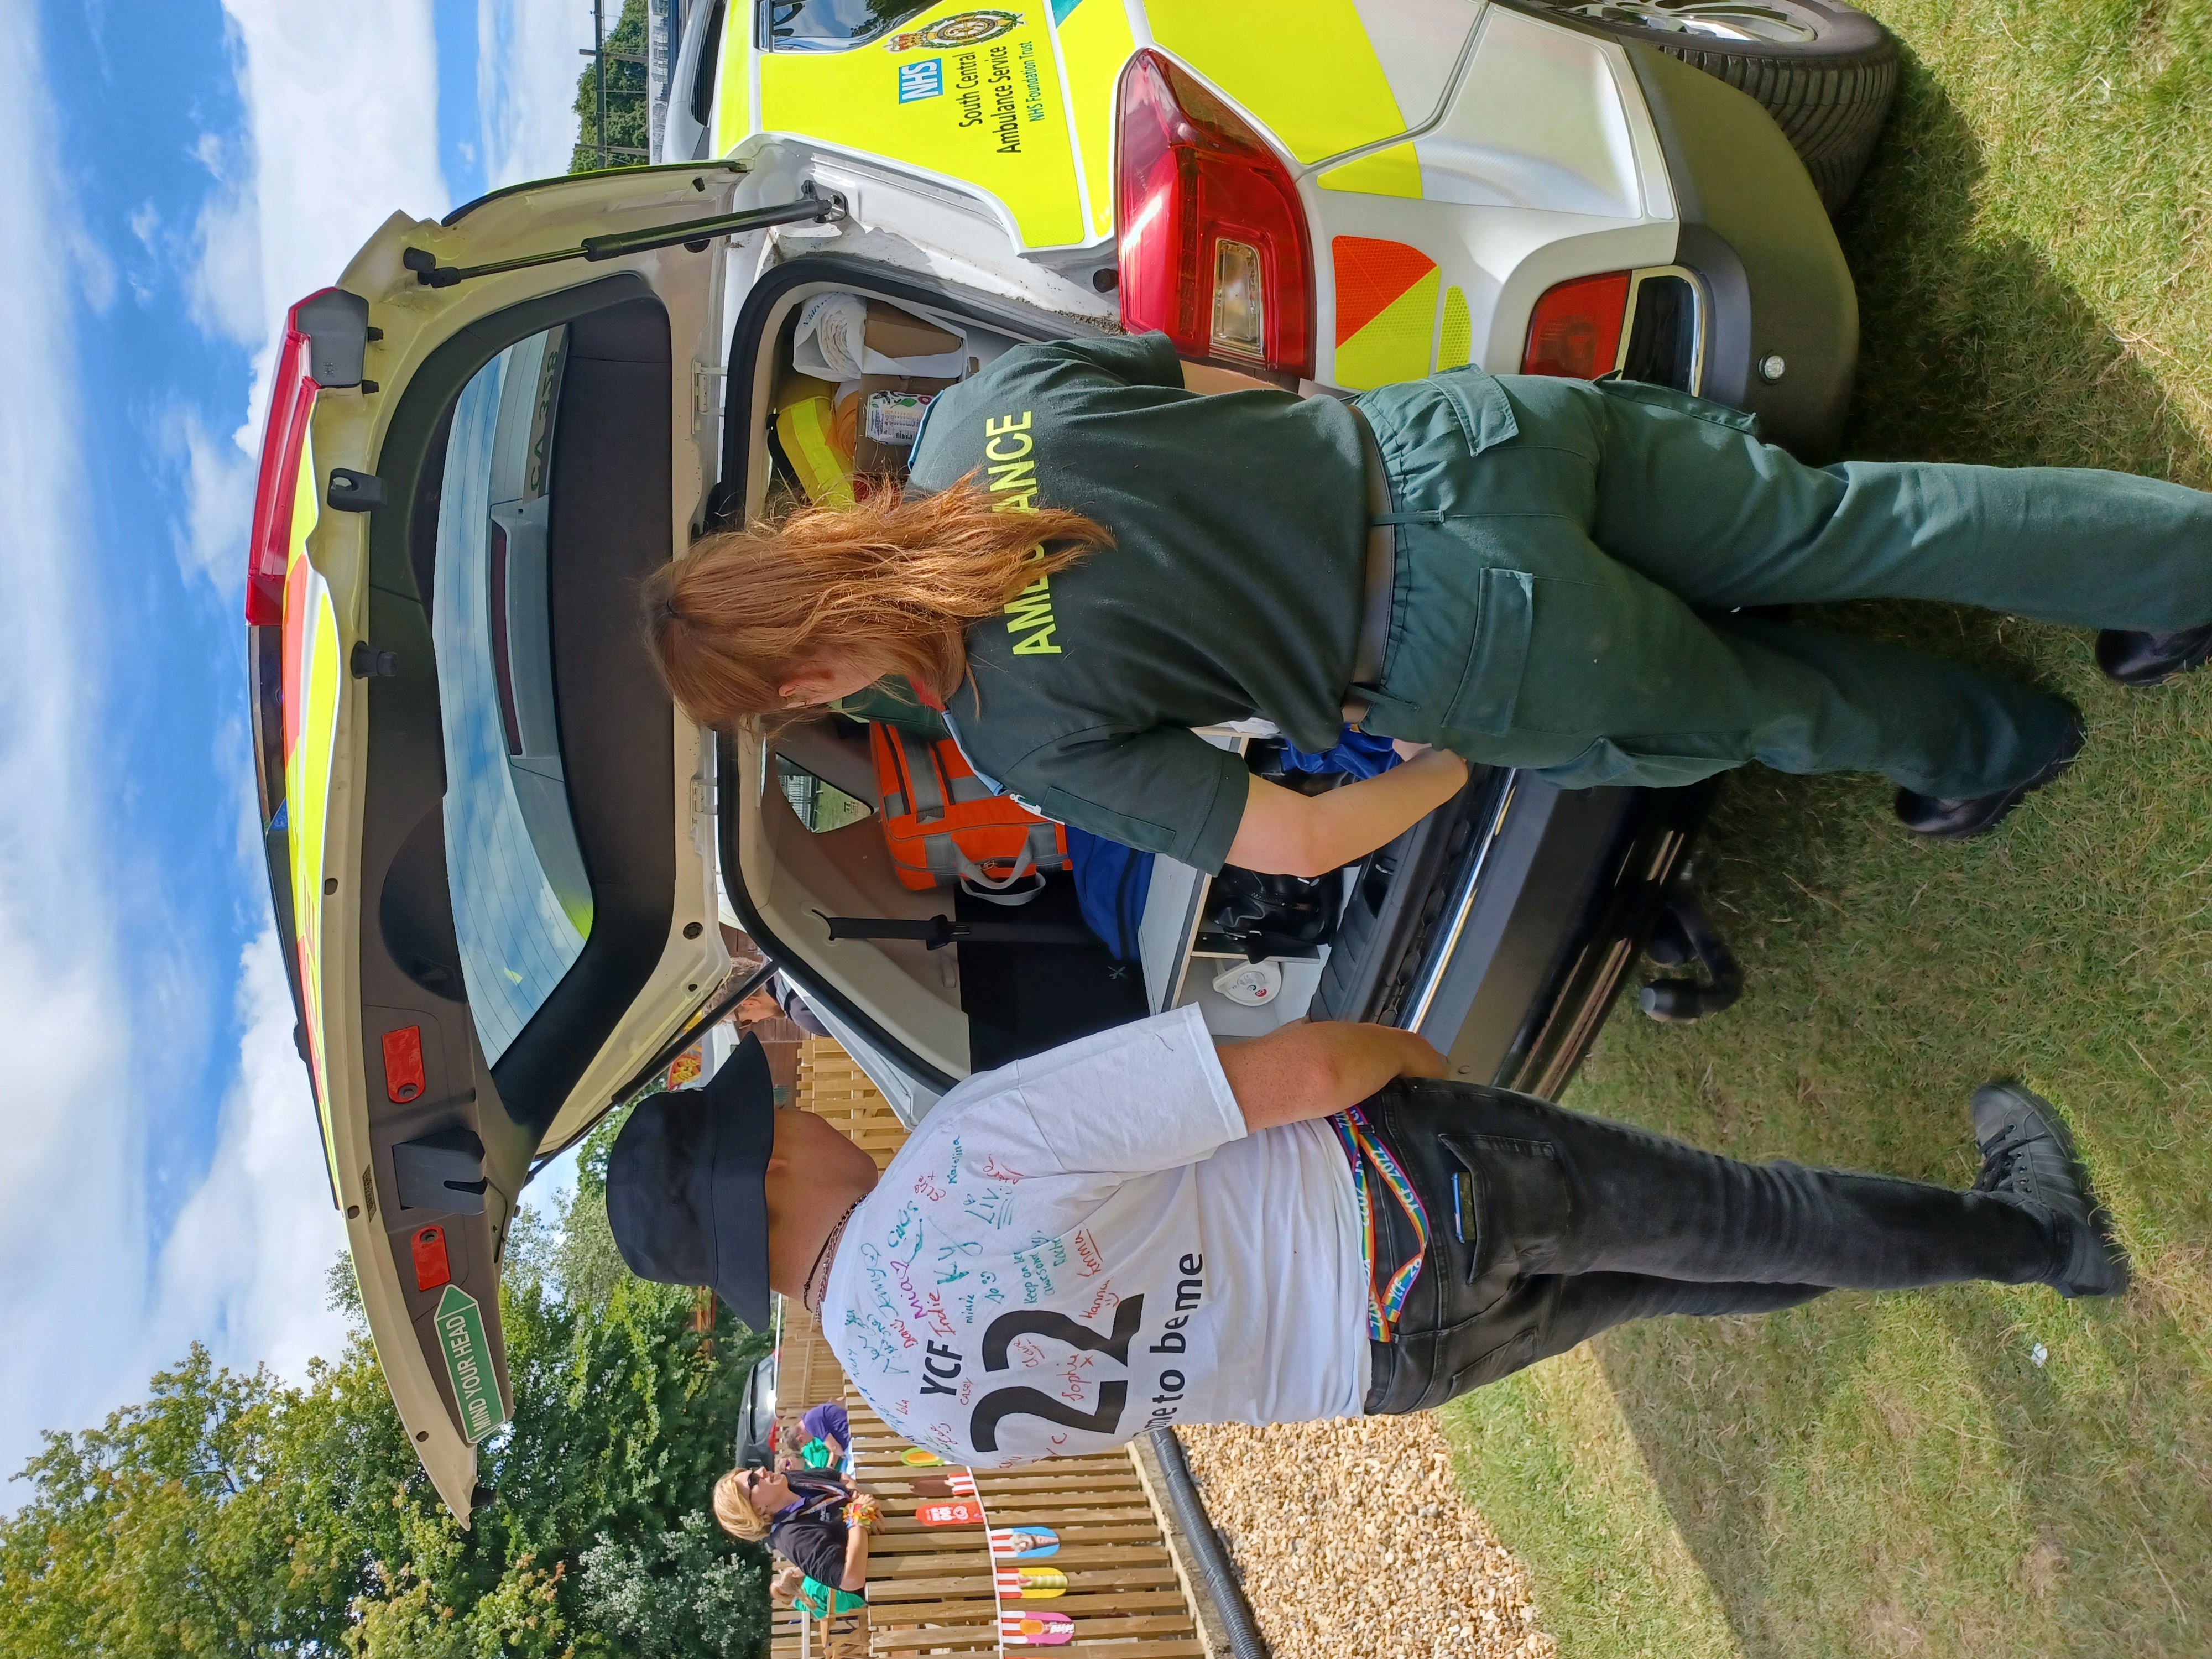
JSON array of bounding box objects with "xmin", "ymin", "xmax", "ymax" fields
[
  {"xmin": 1970, "ymin": 1082, "xmax": 2130, "ymax": 1298},
  {"xmin": 1893, "ymin": 709, "xmax": 2084, "ymax": 840},
  {"xmin": 2095, "ymin": 624, "xmax": 2212, "ymax": 686}
]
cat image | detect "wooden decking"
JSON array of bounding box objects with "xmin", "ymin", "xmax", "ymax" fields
[{"xmin": 768, "ymin": 1040, "xmax": 1211, "ymax": 1659}]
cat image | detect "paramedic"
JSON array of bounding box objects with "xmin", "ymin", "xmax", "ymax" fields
[
  {"xmin": 644, "ymin": 334, "xmax": 2212, "ymax": 876},
  {"xmin": 605, "ymin": 1020, "xmax": 2126, "ymax": 1468}
]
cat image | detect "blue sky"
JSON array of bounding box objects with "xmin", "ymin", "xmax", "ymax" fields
[{"xmin": 1, "ymin": 0, "xmax": 598, "ymax": 1484}]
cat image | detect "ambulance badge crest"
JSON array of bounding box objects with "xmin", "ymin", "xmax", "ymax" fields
[{"xmin": 885, "ymin": 9, "xmax": 1021, "ymax": 51}]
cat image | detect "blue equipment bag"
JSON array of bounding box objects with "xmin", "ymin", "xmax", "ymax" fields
[
  {"xmin": 1277, "ymin": 725, "xmax": 1401, "ymax": 779},
  {"xmin": 1063, "ymin": 826, "xmax": 1153, "ymax": 962}
]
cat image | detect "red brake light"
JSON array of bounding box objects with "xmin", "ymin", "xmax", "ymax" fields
[
  {"xmin": 1521, "ymin": 272, "xmax": 1632, "ymax": 380},
  {"xmin": 1115, "ymin": 50, "xmax": 1312, "ymax": 378},
  {"xmin": 244, "ymin": 293, "xmax": 334, "ymax": 625}
]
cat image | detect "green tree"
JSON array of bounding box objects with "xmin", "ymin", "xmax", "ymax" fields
[
  {"xmin": 578, "ymin": 1512, "xmax": 765, "ymax": 1659},
  {"xmin": 549, "ymin": 1102, "xmax": 640, "ymax": 1312},
  {"xmin": 2, "ymin": 1149, "xmax": 773, "ymax": 1657},
  {"xmin": 571, "ymin": 0, "xmax": 653, "ymax": 174},
  {"xmin": 0, "ymin": 1347, "xmax": 364, "ymax": 1656}
]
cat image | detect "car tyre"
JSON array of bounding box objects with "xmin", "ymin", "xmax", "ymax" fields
[{"xmin": 1534, "ymin": 0, "xmax": 1900, "ymax": 215}]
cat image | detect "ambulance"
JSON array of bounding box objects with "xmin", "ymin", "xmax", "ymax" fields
[{"xmin": 246, "ymin": 0, "xmax": 1889, "ymax": 1514}]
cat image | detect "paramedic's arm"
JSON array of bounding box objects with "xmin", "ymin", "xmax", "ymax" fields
[
  {"xmin": 1223, "ymin": 749, "xmax": 1468, "ymax": 878},
  {"xmin": 1217, "ymin": 1022, "xmax": 1449, "ymax": 1133}
]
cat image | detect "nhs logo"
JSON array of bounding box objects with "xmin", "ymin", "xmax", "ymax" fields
[{"xmin": 898, "ymin": 57, "xmax": 944, "ymax": 101}]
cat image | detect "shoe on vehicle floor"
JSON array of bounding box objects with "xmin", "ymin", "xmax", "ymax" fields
[
  {"xmin": 2095, "ymin": 623, "xmax": 2212, "ymax": 686},
  {"xmin": 1970, "ymin": 1081, "xmax": 2130, "ymax": 1299},
  {"xmin": 1893, "ymin": 710, "xmax": 2084, "ymax": 839}
]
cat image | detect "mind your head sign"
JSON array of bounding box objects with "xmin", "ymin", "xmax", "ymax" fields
[{"xmin": 435, "ymin": 1283, "xmax": 509, "ymax": 1443}]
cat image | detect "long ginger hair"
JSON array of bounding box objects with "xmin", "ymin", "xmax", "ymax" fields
[{"xmin": 644, "ymin": 477, "xmax": 1110, "ymax": 726}]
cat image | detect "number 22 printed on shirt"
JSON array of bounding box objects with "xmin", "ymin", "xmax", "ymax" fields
[{"xmin": 968, "ymin": 1298, "xmax": 1145, "ymax": 1451}]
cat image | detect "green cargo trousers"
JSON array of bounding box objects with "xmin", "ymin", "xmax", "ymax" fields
[{"xmin": 1350, "ymin": 368, "xmax": 2212, "ymax": 797}]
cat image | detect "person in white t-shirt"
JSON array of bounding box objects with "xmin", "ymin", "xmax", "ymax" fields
[{"xmin": 606, "ymin": 1013, "xmax": 2126, "ymax": 1467}]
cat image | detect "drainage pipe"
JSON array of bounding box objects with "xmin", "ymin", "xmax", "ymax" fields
[{"xmin": 1147, "ymin": 1427, "xmax": 1270, "ymax": 1659}]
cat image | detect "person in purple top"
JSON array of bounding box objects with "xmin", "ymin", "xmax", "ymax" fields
[{"xmin": 799, "ymin": 1401, "xmax": 852, "ymax": 1474}]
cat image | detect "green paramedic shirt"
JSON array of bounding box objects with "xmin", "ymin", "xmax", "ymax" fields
[{"xmin": 907, "ymin": 331, "xmax": 1368, "ymax": 873}]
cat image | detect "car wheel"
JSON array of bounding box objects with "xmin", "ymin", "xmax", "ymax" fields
[{"xmin": 1536, "ymin": 0, "xmax": 1898, "ymax": 215}]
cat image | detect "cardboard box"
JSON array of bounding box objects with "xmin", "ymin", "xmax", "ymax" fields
[
  {"xmin": 862, "ymin": 299, "xmax": 962, "ymax": 363},
  {"xmin": 848, "ymin": 372, "xmax": 956, "ymax": 474}
]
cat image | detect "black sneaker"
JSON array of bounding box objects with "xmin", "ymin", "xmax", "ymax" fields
[
  {"xmin": 1894, "ymin": 709, "xmax": 2084, "ymax": 840},
  {"xmin": 2095, "ymin": 624, "xmax": 2212, "ymax": 687},
  {"xmin": 1970, "ymin": 1081, "xmax": 2130, "ymax": 1298}
]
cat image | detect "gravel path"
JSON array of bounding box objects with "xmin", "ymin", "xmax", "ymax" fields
[{"xmin": 1176, "ymin": 1416, "xmax": 1556, "ymax": 1659}]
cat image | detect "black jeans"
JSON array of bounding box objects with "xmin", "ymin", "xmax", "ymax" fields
[{"xmin": 1360, "ymin": 1078, "xmax": 2059, "ymax": 1415}]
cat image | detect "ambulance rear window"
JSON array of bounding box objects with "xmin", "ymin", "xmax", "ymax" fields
[
  {"xmin": 430, "ymin": 327, "xmax": 595, "ymax": 1065},
  {"xmin": 760, "ymin": 0, "xmax": 930, "ymax": 51}
]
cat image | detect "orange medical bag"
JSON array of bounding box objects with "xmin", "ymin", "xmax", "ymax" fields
[{"xmin": 868, "ymin": 724, "xmax": 1068, "ymax": 900}]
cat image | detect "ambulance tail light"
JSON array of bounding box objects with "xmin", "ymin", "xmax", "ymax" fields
[
  {"xmin": 1521, "ymin": 272, "xmax": 1633, "ymax": 380},
  {"xmin": 244, "ymin": 307, "xmax": 323, "ymax": 625},
  {"xmin": 1115, "ymin": 49, "xmax": 1312, "ymax": 378}
]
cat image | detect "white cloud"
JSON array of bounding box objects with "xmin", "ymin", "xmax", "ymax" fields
[
  {"xmin": 0, "ymin": 13, "xmax": 152, "ymax": 1479},
  {"xmin": 2, "ymin": 0, "xmax": 604, "ymax": 1480},
  {"xmin": 185, "ymin": 129, "xmax": 262, "ymax": 348},
  {"xmin": 478, "ymin": 0, "xmax": 589, "ymax": 190},
  {"xmin": 65, "ymin": 222, "xmax": 118, "ymax": 316},
  {"xmin": 142, "ymin": 0, "xmax": 452, "ymax": 1385},
  {"xmin": 0, "ymin": 2, "xmax": 455, "ymax": 1480},
  {"xmin": 160, "ymin": 404, "xmax": 257, "ymax": 596},
  {"xmin": 147, "ymin": 926, "xmax": 348, "ymax": 1384},
  {"xmin": 205, "ymin": 0, "xmax": 450, "ymax": 444},
  {"xmin": 169, "ymin": 2, "xmax": 451, "ymax": 603},
  {"xmin": 125, "ymin": 201, "xmax": 163, "ymax": 305}
]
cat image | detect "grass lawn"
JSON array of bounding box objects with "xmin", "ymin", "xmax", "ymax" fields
[{"xmin": 1441, "ymin": 2, "xmax": 2212, "ymax": 1653}]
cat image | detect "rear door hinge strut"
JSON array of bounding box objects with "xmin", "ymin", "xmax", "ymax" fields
[{"xmin": 404, "ymin": 182, "xmax": 847, "ymax": 289}]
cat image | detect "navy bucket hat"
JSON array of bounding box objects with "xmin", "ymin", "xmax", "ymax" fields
[{"xmin": 605, "ymin": 1033, "xmax": 777, "ymax": 1327}]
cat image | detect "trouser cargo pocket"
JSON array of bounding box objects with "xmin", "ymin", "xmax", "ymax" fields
[
  {"xmin": 1440, "ymin": 568, "xmax": 1534, "ymax": 737},
  {"xmin": 1360, "ymin": 1087, "xmax": 1579, "ymax": 1415},
  {"xmin": 1591, "ymin": 372, "xmax": 1763, "ymax": 436},
  {"xmin": 1440, "ymin": 1130, "xmax": 1574, "ymax": 1301}
]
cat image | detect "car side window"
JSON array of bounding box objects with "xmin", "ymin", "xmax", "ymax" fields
[
  {"xmin": 758, "ymin": 0, "xmax": 931, "ymax": 51},
  {"xmin": 776, "ymin": 755, "xmax": 874, "ymax": 832}
]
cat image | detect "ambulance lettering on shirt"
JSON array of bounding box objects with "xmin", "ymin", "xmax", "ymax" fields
[{"xmin": 983, "ymin": 410, "xmax": 1059, "ymax": 656}]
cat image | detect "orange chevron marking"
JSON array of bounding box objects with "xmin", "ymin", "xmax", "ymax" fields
[{"xmin": 1333, "ymin": 236, "xmax": 1438, "ymax": 346}]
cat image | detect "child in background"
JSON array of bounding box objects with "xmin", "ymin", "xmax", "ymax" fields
[
  {"xmin": 798, "ymin": 1401, "xmax": 853, "ymax": 1476},
  {"xmin": 770, "ymin": 1559, "xmax": 865, "ymax": 1623}
]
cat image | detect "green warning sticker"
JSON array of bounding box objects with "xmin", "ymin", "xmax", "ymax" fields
[{"xmin": 434, "ymin": 1282, "xmax": 507, "ymax": 1443}]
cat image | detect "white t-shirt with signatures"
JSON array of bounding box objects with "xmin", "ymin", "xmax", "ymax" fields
[{"xmin": 821, "ymin": 1006, "xmax": 1370, "ymax": 1467}]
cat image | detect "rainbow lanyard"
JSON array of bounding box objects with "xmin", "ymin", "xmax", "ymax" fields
[{"xmin": 1329, "ymin": 1105, "xmax": 1430, "ymax": 1342}]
